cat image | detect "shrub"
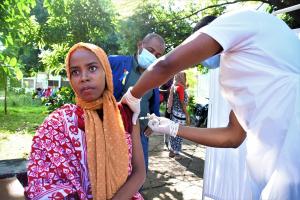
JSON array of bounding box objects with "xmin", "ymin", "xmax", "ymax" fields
[
  {"xmin": 9, "ymin": 87, "xmax": 26, "ymax": 95},
  {"xmin": 43, "ymin": 86, "xmax": 75, "ymax": 113},
  {"xmin": 187, "ymin": 95, "xmax": 196, "ymax": 116}
]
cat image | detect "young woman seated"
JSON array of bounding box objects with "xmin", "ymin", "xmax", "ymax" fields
[{"xmin": 25, "ymin": 43, "xmax": 146, "ymax": 200}]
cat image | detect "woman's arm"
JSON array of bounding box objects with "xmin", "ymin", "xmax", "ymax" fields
[
  {"xmin": 176, "ymin": 86, "xmax": 190, "ymax": 125},
  {"xmin": 112, "ymin": 121, "xmax": 146, "ymax": 199},
  {"xmin": 147, "ymin": 111, "xmax": 246, "ymax": 148},
  {"xmin": 181, "ymin": 101, "xmax": 190, "ymax": 126},
  {"xmin": 121, "ymin": 32, "xmax": 222, "ymax": 124},
  {"xmin": 177, "ymin": 111, "xmax": 246, "ymax": 148}
]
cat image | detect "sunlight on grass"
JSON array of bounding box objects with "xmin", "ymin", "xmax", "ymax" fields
[
  {"xmin": 0, "ymin": 91, "xmax": 49, "ymax": 159},
  {"xmin": 0, "ymin": 106, "xmax": 47, "ymax": 134},
  {"xmin": 0, "ymin": 105, "xmax": 47, "ymax": 159}
]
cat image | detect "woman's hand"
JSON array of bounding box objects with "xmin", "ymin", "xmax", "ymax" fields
[{"xmin": 147, "ymin": 114, "xmax": 179, "ymax": 137}]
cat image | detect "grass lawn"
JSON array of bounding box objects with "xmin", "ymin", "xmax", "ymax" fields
[
  {"xmin": 0, "ymin": 106, "xmax": 47, "ymax": 134},
  {"xmin": 0, "ymin": 93, "xmax": 48, "ymax": 159}
]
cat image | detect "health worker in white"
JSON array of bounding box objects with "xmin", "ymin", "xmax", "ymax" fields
[{"xmin": 122, "ymin": 10, "xmax": 300, "ymax": 199}]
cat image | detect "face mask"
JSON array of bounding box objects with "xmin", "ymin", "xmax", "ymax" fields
[
  {"xmin": 201, "ymin": 54, "xmax": 220, "ymax": 69},
  {"xmin": 137, "ymin": 48, "xmax": 157, "ymax": 69}
]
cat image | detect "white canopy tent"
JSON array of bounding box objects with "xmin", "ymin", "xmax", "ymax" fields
[{"xmin": 202, "ymin": 5, "xmax": 300, "ymax": 200}]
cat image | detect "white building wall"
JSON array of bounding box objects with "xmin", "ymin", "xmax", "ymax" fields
[{"xmin": 196, "ymin": 73, "xmax": 210, "ymax": 105}]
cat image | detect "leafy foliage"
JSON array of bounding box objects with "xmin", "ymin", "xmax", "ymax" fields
[
  {"xmin": 0, "ymin": 0, "xmax": 37, "ymax": 78},
  {"xmin": 117, "ymin": 1, "xmax": 196, "ymax": 54},
  {"xmin": 2, "ymin": 0, "xmax": 299, "ymax": 79},
  {"xmin": 42, "ymin": 86, "xmax": 75, "ymax": 113},
  {"xmin": 40, "ymin": 0, "xmax": 118, "ymax": 49},
  {"xmin": 39, "ymin": 43, "xmax": 69, "ymax": 76},
  {"xmin": 34, "ymin": 0, "xmax": 119, "ymax": 75},
  {"xmin": 0, "ymin": 0, "xmax": 38, "ymax": 113},
  {"xmin": 116, "ymin": 0, "xmax": 225, "ymax": 75},
  {"xmin": 1, "ymin": 0, "xmax": 299, "ymax": 114},
  {"xmin": 187, "ymin": 94, "xmax": 197, "ymax": 116},
  {"xmin": 259, "ymin": 0, "xmax": 300, "ymax": 28}
]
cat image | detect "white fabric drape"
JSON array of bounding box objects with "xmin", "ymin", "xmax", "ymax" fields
[{"xmin": 202, "ymin": 68, "xmax": 252, "ymax": 200}]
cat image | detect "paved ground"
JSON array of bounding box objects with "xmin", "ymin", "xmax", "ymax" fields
[
  {"xmin": 141, "ymin": 135, "xmax": 206, "ymax": 200},
  {"xmin": 0, "ymin": 134, "xmax": 206, "ymax": 200}
]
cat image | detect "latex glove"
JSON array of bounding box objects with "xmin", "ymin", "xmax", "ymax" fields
[
  {"xmin": 147, "ymin": 114, "xmax": 179, "ymax": 137},
  {"xmin": 121, "ymin": 87, "xmax": 141, "ymax": 125}
]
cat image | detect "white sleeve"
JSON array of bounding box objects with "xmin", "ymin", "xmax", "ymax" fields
[{"xmin": 200, "ymin": 10, "xmax": 260, "ymax": 52}]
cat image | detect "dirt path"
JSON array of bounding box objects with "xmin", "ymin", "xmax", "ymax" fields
[
  {"xmin": 0, "ymin": 133, "xmax": 33, "ymax": 160},
  {"xmin": 0, "ymin": 134, "xmax": 206, "ymax": 199},
  {"xmin": 142, "ymin": 135, "xmax": 205, "ymax": 200}
]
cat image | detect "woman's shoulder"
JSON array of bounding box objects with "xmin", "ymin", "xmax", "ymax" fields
[
  {"xmin": 175, "ymin": 84, "xmax": 184, "ymax": 92},
  {"xmin": 117, "ymin": 103, "xmax": 133, "ymax": 134},
  {"xmin": 41, "ymin": 104, "xmax": 83, "ymax": 126},
  {"xmin": 50, "ymin": 104, "xmax": 82, "ymax": 116},
  {"xmin": 36, "ymin": 104, "xmax": 84, "ymax": 138},
  {"xmin": 117, "ymin": 103, "xmax": 133, "ymax": 116}
]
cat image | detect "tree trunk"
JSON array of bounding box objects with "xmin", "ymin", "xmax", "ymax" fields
[{"xmin": 4, "ymin": 71, "xmax": 7, "ymax": 115}]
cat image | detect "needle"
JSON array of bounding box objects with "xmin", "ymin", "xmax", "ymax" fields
[{"xmin": 139, "ymin": 116, "xmax": 150, "ymax": 120}]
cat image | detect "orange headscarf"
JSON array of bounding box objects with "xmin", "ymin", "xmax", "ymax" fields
[{"xmin": 65, "ymin": 43, "xmax": 129, "ymax": 199}]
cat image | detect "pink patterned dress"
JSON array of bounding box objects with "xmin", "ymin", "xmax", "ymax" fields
[{"xmin": 25, "ymin": 104, "xmax": 143, "ymax": 200}]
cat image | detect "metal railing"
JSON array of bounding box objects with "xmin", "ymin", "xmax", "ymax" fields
[{"xmin": 272, "ymin": 4, "xmax": 300, "ymax": 15}]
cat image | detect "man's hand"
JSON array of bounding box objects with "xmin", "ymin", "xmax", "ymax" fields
[
  {"xmin": 121, "ymin": 87, "xmax": 141, "ymax": 125},
  {"xmin": 147, "ymin": 114, "xmax": 179, "ymax": 137}
]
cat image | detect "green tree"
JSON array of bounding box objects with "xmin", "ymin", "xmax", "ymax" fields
[
  {"xmin": 171, "ymin": 0, "xmax": 300, "ymax": 28},
  {"xmin": 40, "ymin": 0, "xmax": 118, "ymax": 49},
  {"xmin": 116, "ymin": 0, "xmax": 225, "ymax": 76},
  {"xmin": 39, "ymin": 43, "xmax": 69, "ymax": 76},
  {"xmin": 37, "ymin": 0, "xmax": 119, "ymax": 75},
  {"xmin": 18, "ymin": 0, "xmax": 48, "ymax": 76},
  {"xmin": 19, "ymin": 45, "xmax": 42, "ymax": 77},
  {"xmin": 0, "ymin": 0, "xmax": 37, "ymax": 114},
  {"xmin": 117, "ymin": 1, "xmax": 197, "ymax": 54}
]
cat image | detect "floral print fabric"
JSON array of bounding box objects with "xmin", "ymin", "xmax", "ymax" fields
[{"xmin": 25, "ymin": 104, "xmax": 143, "ymax": 200}]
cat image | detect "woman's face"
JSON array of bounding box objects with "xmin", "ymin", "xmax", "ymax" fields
[{"xmin": 69, "ymin": 48, "xmax": 106, "ymax": 102}]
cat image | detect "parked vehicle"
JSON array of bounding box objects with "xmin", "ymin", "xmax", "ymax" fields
[{"xmin": 194, "ymin": 103, "xmax": 208, "ymax": 127}]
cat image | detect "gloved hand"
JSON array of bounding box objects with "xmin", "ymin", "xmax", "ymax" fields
[
  {"xmin": 121, "ymin": 87, "xmax": 141, "ymax": 125},
  {"xmin": 147, "ymin": 114, "xmax": 179, "ymax": 137}
]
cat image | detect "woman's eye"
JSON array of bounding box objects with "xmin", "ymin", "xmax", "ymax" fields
[
  {"xmin": 71, "ymin": 70, "xmax": 80, "ymax": 76},
  {"xmin": 89, "ymin": 66, "xmax": 97, "ymax": 72}
]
